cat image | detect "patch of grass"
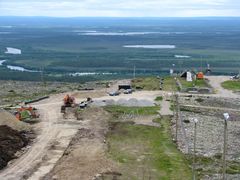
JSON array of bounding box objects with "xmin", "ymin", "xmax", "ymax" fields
[
  {"xmin": 195, "ymin": 98, "xmax": 204, "ymax": 103},
  {"xmin": 155, "ymin": 96, "xmax": 163, "ymax": 101},
  {"xmin": 221, "ymin": 80, "xmax": 240, "ymax": 91},
  {"xmin": 132, "ymin": 77, "xmax": 160, "ymax": 90},
  {"xmin": 107, "ymin": 116, "xmax": 192, "ymax": 179},
  {"xmin": 131, "ymin": 76, "xmax": 178, "ymax": 91},
  {"xmin": 186, "ymin": 155, "xmax": 240, "ymax": 178},
  {"xmin": 180, "ymin": 106, "xmax": 201, "ymax": 113},
  {"xmin": 162, "ymin": 76, "xmax": 178, "ymax": 91},
  {"xmin": 179, "ymin": 78, "xmax": 208, "ymax": 88},
  {"xmin": 104, "ymin": 105, "xmax": 159, "ymax": 118}
]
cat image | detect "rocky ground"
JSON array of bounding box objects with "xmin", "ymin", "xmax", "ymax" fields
[
  {"xmin": 176, "ymin": 94, "xmax": 240, "ymax": 179},
  {"xmin": 0, "ymin": 80, "xmax": 107, "ymax": 106}
]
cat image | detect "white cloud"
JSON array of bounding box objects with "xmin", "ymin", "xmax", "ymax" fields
[{"xmin": 0, "ymin": 0, "xmax": 239, "ymax": 17}]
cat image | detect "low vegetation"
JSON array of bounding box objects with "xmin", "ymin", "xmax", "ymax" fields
[
  {"xmin": 221, "ymin": 80, "xmax": 240, "ymax": 91},
  {"xmin": 132, "ymin": 77, "xmax": 161, "ymax": 90},
  {"xmin": 187, "ymin": 155, "xmax": 240, "ymax": 179},
  {"xmin": 105, "ymin": 106, "xmax": 192, "ymax": 179},
  {"xmin": 179, "ymin": 78, "xmax": 209, "ymax": 88},
  {"xmin": 131, "ymin": 76, "xmax": 177, "ymax": 91},
  {"xmin": 155, "ymin": 96, "xmax": 163, "ymax": 101},
  {"xmin": 105, "ymin": 105, "xmax": 159, "ymax": 118}
]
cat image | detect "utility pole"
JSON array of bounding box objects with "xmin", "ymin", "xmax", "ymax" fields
[
  {"xmin": 223, "ymin": 113, "xmax": 230, "ymax": 180},
  {"xmin": 193, "ymin": 118, "xmax": 198, "ymax": 180},
  {"xmin": 40, "ymin": 66, "xmax": 45, "ymax": 86},
  {"xmin": 175, "ymin": 93, "xmax": 179, "ymax": 142},
  {"xmin": 133, "ymin": 65, "xmax": 136, "ymax": 79}
]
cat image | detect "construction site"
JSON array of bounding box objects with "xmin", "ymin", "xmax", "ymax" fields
[{"xmin": 0, "ymin": 75, "xmax": 240, "ymax": 180}]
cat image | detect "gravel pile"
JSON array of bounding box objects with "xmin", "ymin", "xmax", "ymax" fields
[
  {"xmin": 180, "ymin": 109, "xmax": 240, "ymax": 161},
  {"xmin": 91, "ymin": 98, "xmax": 154, "ymax": 107}
]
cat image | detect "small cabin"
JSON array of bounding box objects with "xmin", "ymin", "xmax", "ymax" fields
[{"xmin": 118, "ymin": 85, "xmax": 132, "ymax": 90}]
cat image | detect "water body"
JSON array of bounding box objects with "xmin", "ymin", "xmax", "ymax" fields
[
  {"xmin": 5, "ymin": 47, "xmax": 22, "ymax": 55},
  {"xmin": 0, "ymin": 32, "xmax": 11, "ymax": 34},
  {"xmin": 174, "ymin": 55, "xmax": 191, "ymax": 58},
  {"xmin": 79, "ymin": 32, "xmax": 161, "ymax": 36},
  {"xmin": 0, "ymin": 60, "xmax": 6, "ymax": 66},
  {"xmin": 69, "ymin": 72, "xmax": 117, "ymax": 76},
  {"xmin": 77, "ymin": 31, "xmax": 197, "ymax": 36},
  {"xmin": 7, "ymin": 65, "xmax": 39, "ymax": 72},
  {"xmin": 123, "ymin": 45, "xmax": 176, "ymax": 49}
]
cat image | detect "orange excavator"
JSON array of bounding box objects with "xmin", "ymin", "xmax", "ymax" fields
[
  {"xmin": 15, "ymin": 106, "xmax": 40, "ymax": 121},
  {"xmin": 61, "ymin": 94, "xmax": 76, "ymax": 113}
]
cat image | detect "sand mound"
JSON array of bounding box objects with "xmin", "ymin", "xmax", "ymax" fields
[{"xmin": 0, "ymin": 109, "xmax": 30, "ymax": 131}]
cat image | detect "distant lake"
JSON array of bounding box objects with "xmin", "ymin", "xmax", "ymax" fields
[
  {"xmin": 69, "ymin": 72, "xmax": 117, "ymax": 76},
  {"xmin": 174, "ymin": 55, "xmax": 191, "ymax": 58},
  {"xmin": 5, "ymin": 47, "xmax": 21, "ymax": 55},
  {"xmin": 0, "ymin": 60, "xmax": 6, "ymax": 66},
  {"xmin": 7, "ymin": 65, "xmax": 39, "ymax": 72},
  {"xmin": 123, "ymin": 45, "xmax": 176, "ymax": 49},
  {"xmin": 79, "ymin": 32, "xmax": 161, "ymax": 36}
]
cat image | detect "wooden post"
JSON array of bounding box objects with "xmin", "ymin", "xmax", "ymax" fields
[
  {"xmin": 175, "ymin": 93, "xmax": 179, "ymax": 142},
  {"xmin": 193, "ymin": 121, "xmax": 197, "ymax": 180},
  {"xmin": 223, "ymin": 119, "xmax": 228, "ymax": 180}
]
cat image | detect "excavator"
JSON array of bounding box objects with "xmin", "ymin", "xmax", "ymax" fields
[
  {"xmin": 61, "ymin": 94, "xmax": 76, "ymax": 113},
  {"xmin": 15, "ymin": 106, "xmax": 40, "ymax": 121}
]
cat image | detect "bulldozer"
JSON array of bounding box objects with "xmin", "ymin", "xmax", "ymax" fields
[
  {"xmin": 61, "ymin": 94, "xmax": 76, "ymax": 113},
  {"xmin": 15, "ymin": 106, "xmax": 40, "ymax": 121}
]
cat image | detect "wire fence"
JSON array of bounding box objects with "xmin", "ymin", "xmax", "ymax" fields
[{"xmin": 176, "ymin": 97, "xmax": 240, "ymax": 179}]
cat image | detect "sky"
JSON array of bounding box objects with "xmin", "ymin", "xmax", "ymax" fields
[{"xmin": 0, "ymin": 0, "xmax": 240, "ymax": 17}]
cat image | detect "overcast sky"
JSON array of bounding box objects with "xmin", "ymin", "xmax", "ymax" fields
[{"xmin": 0, "ymin": 0, "xmax": 240, "ymax": 17}]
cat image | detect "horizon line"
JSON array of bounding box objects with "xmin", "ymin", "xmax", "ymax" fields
[{"xmin": 1, "ymin": 16, "xmax": 240, "ymax": 18}]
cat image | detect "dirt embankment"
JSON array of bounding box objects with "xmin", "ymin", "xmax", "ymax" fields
[
  {"xmin": 0, "ymin": 109, "xmax": 31, "ymax": 131},
  {"xmin": 0, "ymin": 125, "xmax": 30, "ymax": 170},
  {"xmin": 0, "ymin": 110, "xmax": 34, "ymax": 170}
]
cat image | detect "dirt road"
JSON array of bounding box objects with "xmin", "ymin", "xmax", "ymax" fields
[
  {"xmin": 207, "ymin": 76, "xmax": 239, "ymax": 98},
  {"xmin": 0, "ymin": 94, "xmax": 80, "ymax": 180},
  {"xmin": 44, "ymin": 107, "xmax": 117, "ymax": 180}
]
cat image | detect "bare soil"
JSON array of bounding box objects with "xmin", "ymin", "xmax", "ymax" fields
[
  {"xmin": 0, "ymin": 109, "xmax": 31, "ymax": 131},
  {"xmin": 0, "ymin": 125, "xmax": 30, "ymax": 170},
  {"xmin": 43, "ymin": 107, "xmax": 117, "ymax": 180}
]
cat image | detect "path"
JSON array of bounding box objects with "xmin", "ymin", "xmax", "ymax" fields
[
  {"xmin": 159, "ymin": 94, "xmax": 173, "ymax": 116},
  {"xmin": 0, "ymin": 95, "xmax": 79, "ymax": 180},
  {"xmin": 207, "ymin": 76, "xmax": 239, "ymax": 98}
]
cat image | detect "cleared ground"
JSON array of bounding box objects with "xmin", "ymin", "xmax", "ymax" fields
[{"xmin": 0, "ymin": 76, "xmax": 239, "ymax": 180}]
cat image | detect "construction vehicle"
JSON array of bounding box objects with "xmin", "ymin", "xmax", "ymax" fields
[
  {"xmin": 79, "ymin": 97, "xmax": 93, "ymax": 109},
  {"xmin": 61, "ymin": 94, "xmax": 76, "ymax": 113},
  {"xmin": 15, "ymin": 106, "xmax": 40, "ymax": 121}
]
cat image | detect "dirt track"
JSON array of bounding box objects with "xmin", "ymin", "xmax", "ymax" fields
[
  {"xmin": 44, "ymin": 107, "xmax": 117, "ymax": 180},
  {"xmin": 0, "ymin": 94, "xmax": 79, "ymax": 180},
  {"xmin": 207, "ymin": 76, "xmax": 239, "ymax": 98}
]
